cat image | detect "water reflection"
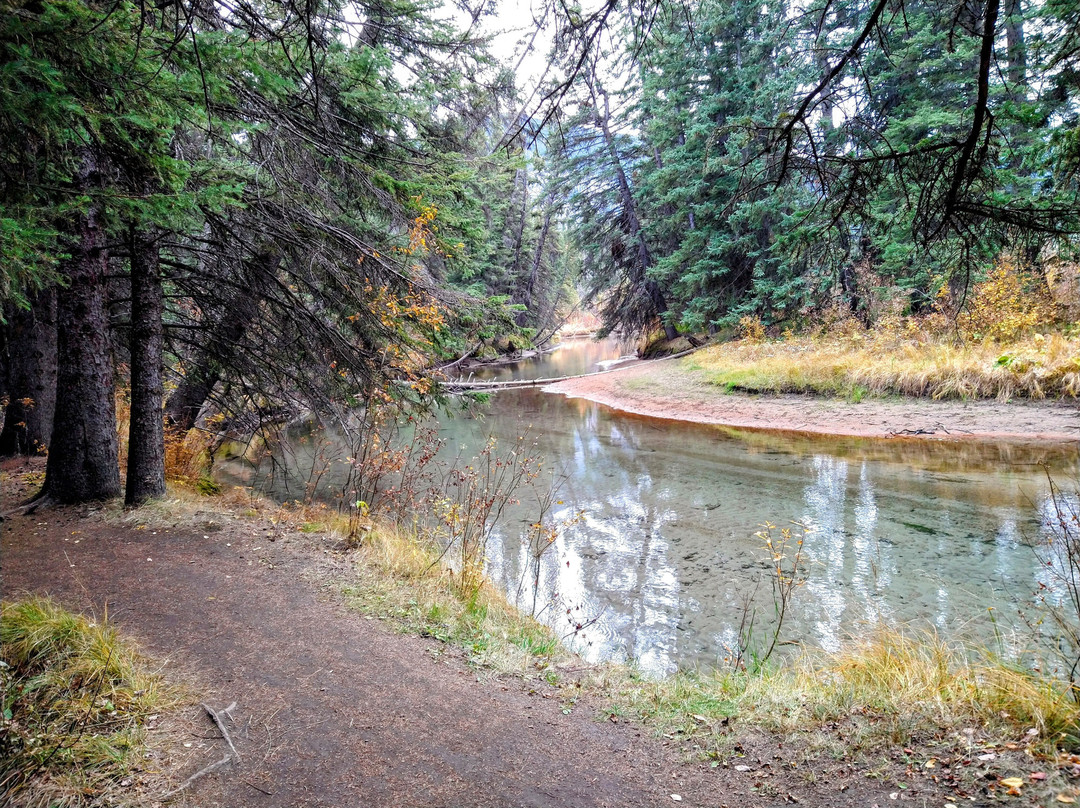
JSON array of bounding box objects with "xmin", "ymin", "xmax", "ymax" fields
[
  {"xmin": 437, "ymin": 342, "xmax": 1080, "ymax": 675},
  {"xmin": 239, "ymin": 338, "xmax": 1080, "ymax": 676}
]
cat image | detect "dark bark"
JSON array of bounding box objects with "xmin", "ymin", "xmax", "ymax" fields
[
  {"xmin": 775, "ymin": 0, "xmax": 890, "ymax": 183},
  {"xmin": 165, "ymin": 250, "xmax": 280, "ymax": 432},
  {"xmin": 516, "ymin": 191, "xmax": 555, "ymax": 328},
  {"xmin": 43, "ymin": 149, "xmax": 121, "ymax": 503},
  {"xmin": 508, "ymin": 166, "xmax": 530, "ymax": 286},
  {"xmin": 0, "ymin": 317, "xmax": 7, "ymax": 403},
  {"xmin": 840, "ymin": 264, "xmax": 862, "ymax": 317},
  {"xmin": 0, "ymin": 288, "xmax": 58, "ymax": 456},
  {"xmin": 590, "ymin": 82, "xmax": 678, "ymax": 341},
  {"xmin": 126, "ymin": 226, "xmax": 166, "ymax": 505},
  {"xmin": 939, "ymin": 0, "xmax": 1001, "ymax": 234}
]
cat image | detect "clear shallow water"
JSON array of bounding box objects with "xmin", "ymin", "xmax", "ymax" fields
[
  {"xmin": 238, "ymin": 338, "xmax": 1080, "ymax": 675},
  {"xmin": 444, "ymin": 340, "xmax": 1080, "ymax": 674}
]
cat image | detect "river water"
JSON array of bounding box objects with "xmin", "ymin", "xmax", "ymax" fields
[{"xmin": 244, "ymin": 338, "xmax": 1080, "ymax": 675}]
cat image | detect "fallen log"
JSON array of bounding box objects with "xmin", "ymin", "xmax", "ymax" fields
[{"xmin": 442, "ymin": 347, "xmax": 701, "ymax": 393}]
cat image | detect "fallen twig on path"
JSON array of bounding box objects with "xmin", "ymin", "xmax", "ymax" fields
[
  {"xmin": 161, "ymin": 754, "xmax": 231, "ymax": 800},
  {"xmin": 161, "ymin": 702, "xmax": 241, "ymax": 801},
  {"xmin": 242, "ymin": 778, "xmax": 274, "ymax": 795},
  {"xmin": 203, "ymin": 701, "xmax": 241, "ymax": 762}
]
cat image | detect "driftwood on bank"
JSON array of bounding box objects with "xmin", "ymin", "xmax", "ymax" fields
[{"xmin": 435, "ymin": 342, "xmax": 482, "ymax": 373}]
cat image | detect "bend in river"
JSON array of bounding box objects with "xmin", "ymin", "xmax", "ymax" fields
[{"xmin": 237, "ymin": 338, "xmax": 1080, "ymax": 676}]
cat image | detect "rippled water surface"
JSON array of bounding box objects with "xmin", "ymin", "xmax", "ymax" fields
[{"xmin": 245, "ymin": 339, "xmax": 1080, "ymax": 675}]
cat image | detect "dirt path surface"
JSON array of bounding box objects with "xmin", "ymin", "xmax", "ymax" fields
[
  {"xmin": 3, "ymin": 503, "xmax": 711, "ymax": 807},
  {"xmin": 545, "ymin": 359, "xmax": 1080, "ymax": 444},
  {"xmin": 0, "ymin": 461, "xmax": 1009, "ymax": 808}
]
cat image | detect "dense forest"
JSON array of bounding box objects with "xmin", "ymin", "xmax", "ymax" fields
[{"xmin": 2, "ymin": 0, "xmax": 1079, "ymax": 506}]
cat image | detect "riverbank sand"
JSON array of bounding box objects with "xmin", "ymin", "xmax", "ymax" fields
[{"xmin": 544, "ymin": 357, "xmax": 1080, "ymax": 444}]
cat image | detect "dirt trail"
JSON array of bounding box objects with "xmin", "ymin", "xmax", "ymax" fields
[
  {"xmin": 0, "ymin": 461, "xmax": 989, "ymax": 808},
  {"xmin": 545, "ymin": 359, "xmax": 1080, "ymax": 444}
]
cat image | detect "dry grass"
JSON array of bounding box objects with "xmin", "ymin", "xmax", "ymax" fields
[
  {"xmin": 691, "ymin": 330, "xmax": 1080, "ymax": 401},
  {"xmin": 1, "ymin": 597, "xmax": 183, "ymax": 808},
  {"xmin": 340, "ymin": 522, "xmax": 570, "ymax": 676},
  {"xmin": 586, "ymin": 627, "xmax": 1080, "ymax": 756},
  {"xmin": 771, "ymin": 630, "xmax": 1079, "ymax": 747}
]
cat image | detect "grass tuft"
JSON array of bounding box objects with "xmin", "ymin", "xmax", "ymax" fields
[
  {"xmin": 339, "ymin": 522, "xmax": 573, "ymax": 676},
  {"xmin": 1, "ymin": 597, "xmax": 180, "ymax": 807}
]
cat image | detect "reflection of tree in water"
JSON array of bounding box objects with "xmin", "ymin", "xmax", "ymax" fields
[
  {"xmin": 549, "ymin": 404, "xmax": 682, "ymax": 672},
  {"xmin": 480, "ymin": 380, "xmax": 1062, "ymax": 673},
  {"xmin": 230, "ymin": 342, "xmax": 1078, "ymax": 675}
]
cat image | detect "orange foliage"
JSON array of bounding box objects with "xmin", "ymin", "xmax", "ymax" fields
[{"xmin": 957, "ymin": 257, "xmax": 1059, "ymax": 342}]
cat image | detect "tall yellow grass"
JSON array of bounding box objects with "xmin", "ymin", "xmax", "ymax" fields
[
  {"xmin": 693, "ymin": 331, "xmax": 1080, "ymax": 400},
  {"xmin": 1, "ymin": 597, "xmax": 181, "ymax": 807},
  {"xmin": 592, "ymin": 627, "xmax": 1080, "ymax": 753},
  {"xmin": 340, "ymin": 521, "xmax": 570, "ymax": 674}
]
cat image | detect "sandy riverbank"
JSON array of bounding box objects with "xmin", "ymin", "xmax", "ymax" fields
[{"xmin": 544, "ymin": 357, "xmax": 1080, "ymax": 444}]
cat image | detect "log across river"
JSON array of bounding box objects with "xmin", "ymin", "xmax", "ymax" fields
[{"xmin": 443, "ymin": 347, "xmax": 698, "ymax": 392}]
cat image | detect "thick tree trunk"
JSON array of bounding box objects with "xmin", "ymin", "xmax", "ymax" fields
[
  {"xmin": 0, "ymin": 317, "xmax": 7, "ymax": 404},
  {"xmin": 165, "ymin": 251, "xmax": 280, "ymax": 432},
  {"xmin": 0, "ymin": 288, "xmax": 57, "ymax": 456},
  {"xmin": 126, "ymin": 226, "xmax": 166, "ymax": 505},
  {"xmin": 43, "ymin": 149, "xmax": 121, "ymax": 503}
]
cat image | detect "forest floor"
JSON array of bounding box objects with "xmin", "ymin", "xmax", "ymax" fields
[
  {"xmin": 544, "ymin": 357, "xmax": 1080, "ymax": 445},
  {"xmin": 6, "ymin": 456, "xmax": 1075, "ymax": 808}
]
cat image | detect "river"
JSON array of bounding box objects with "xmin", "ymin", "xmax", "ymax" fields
[{"xmin": 241, "ymin": 338, "xmax": 1080, "ymax": 675}]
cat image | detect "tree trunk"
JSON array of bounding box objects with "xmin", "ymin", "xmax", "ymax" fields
[
  {"xmin": 1004, "ymin": 0, "xmax": 1026, "ymax": 97},
  {"xmin": 0, "ymin": 288, "xmax": 58, "ymax": 456},
  {"xmin": 126, "ymin": 226, "xmax": 166, "ymax": 505},
  {"xmin": 516, "ymin": 191, "xmax": 554, "ymax": 327},
  {"xmin": 43, "ymin": 149, "xmax": 120, "ymax": 503},
  {"xmin": 508, "ymin": 166, "xmax": 530, "ymax": 287},
  {"xmin": 0, "ymin": 316, "xmax": 7, "ymax": 404},
  {"xmin": 165, "ymin": 250, "xmax": 280, "ymax": 431},
  {"xmin": 590, "ymin": 82, "xmax": 678, "ymax": 341}
]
